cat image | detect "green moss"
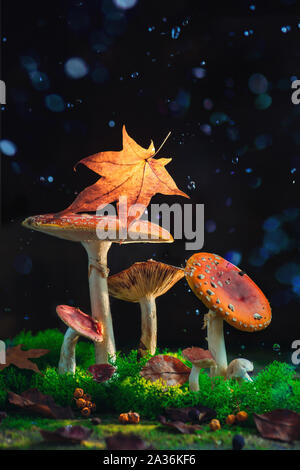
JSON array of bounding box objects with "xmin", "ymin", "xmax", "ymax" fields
[{"xmin": 0, "ymin": 329, "xmax": 299, "ymax": 423}]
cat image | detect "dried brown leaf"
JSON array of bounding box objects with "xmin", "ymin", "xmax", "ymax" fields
[
  {"xmin": 40, "ymin": 425, "xmax": 91, "ymax": 444},
  {"xmin": 140, "ymin": 354, "xmax": 191, "ymax": 386},
  {"xmin": 106, "ymin": 432, "xmax": 154, "ymax": 450},
  {"xmin": 253, "ymin": 409, "xmax": 300, "ymax": 443},
  {"xmin": 158, "ymin": 415, "xmax": 202, "ymax": 434},
  {"xmin": 8, "ymin": 389, "xmax": 74, "ymax": 419},
  {"xmin": 0, "ymin": 344, "xmax": 49, "ymax": 374}
]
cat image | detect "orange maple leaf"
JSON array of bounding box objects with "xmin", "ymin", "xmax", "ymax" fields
[
  {"xmin": 58, "ymin": 126, "xmax": 189, "ymax": 222},
  {"xmin": 0, "ymin": 344, "xmax": 49, "ymax": 374}
]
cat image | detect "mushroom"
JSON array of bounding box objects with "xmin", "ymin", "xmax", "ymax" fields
[
  {"xmin": 226, "ymin": 358, "xmax": 254, "ymax": 383},
  {"xmin": 56, "ymin": 305, "xmax": 104, "ymax": 374},
  {"xmin": 184, "ymin": 252, "xmax": 272, "ymax": 377},
  {"xmin": 182, "ymin": 347, "xmax": 216, "ymax": 391},
  {"xmin": 22, "ymin": 214, "xmax": 173, "ymax": 369},
  {"xmin": 108, "ymin": 259, "xmax": 184, "ymax": 356}
]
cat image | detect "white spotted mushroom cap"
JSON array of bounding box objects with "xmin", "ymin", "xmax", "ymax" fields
[{"xmin": 184, "ymin": 252, "xmax": 272, "ymax": 332}]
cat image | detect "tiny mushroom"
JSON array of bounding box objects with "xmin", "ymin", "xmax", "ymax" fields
[
  {"xmin": 108, "ymin": 259, "xmax": 184, "ymax": 356},
  {"xmin": 184, "ymin": 252, "xmax": 272, "ymax": 377},
  {"xmin": 22, "ymin": 214, "xmax": 173, "ymax": 370},
  {"xmin": 182, "ymin": 347, "xmax": 216, "ymax": 392},
  {"xmin": 226, "ymin": 358, "xmax": 254, "ymax": 383},
  {"xmin": 56, "ymin": 305, "xmax": 103, "ymax": 374}
]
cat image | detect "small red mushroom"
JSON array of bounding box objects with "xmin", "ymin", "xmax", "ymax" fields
[
  {"xmin": 184, "ymin": 253, "xmax": 272, "ymax": 377},
  {"xmin": 182, "ymin": 347, "xmax": 216, "ymax": 391}
]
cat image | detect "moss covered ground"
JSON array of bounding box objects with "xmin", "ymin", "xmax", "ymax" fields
[{"xmin": 0, "ymin": 329, "xmax": 300, "ymax": 450}]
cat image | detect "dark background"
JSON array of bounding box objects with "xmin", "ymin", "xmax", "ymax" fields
[{"xmin": 1, "ymin": 0, "xmax": 300, "ymax": 359}]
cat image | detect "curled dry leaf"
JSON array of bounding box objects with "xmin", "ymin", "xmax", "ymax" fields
[
  {"xmin": 0, "ymin": 344, "xmax": 49, "ymax": 374},
  {"xmin": 88, "ymin": 364, "xmax": 116, "ymax": 383},
  {"xmin": 40, "ymin": 425, "xmax": 92, "ymax": 444},
  {"xmin": 140, "ymin": 354, "xmax": 191, "ymax": 386},
  {"xmin": 253, "ymin": 409, "xmax": 300, "ymax": 443},
  {"xmin": 158, "ymin": 415, "xmax": 202, "ymax": 434},
  {"xmin": 106, "ymin": 432, "xmax": 153, "ymax": 450},
  {"xmin": 58, "ymin": 125, "xmax": 189, "ymax": 224},
  {"xmin": 164, "ymin": 405, "xmax": 216, "ymax": 424},
  {"xmin": 8, "ymin": 388, "xmax": 74, "ymax": 419}
]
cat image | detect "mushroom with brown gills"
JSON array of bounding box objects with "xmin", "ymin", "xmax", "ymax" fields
[
  {"xmin": 184, "ymin": 252, "xmax": 272, "ymax": 378},
  {"xmin": 22, "ymin": 214, "xmax": 173, "ymax": 370},
  {"xmin": 108, "ymin": 260, "xmax": 184, "ymax": 357},
  {"xmin": 182, "ymin": 347, "xmax": 216, "ymax": 391}
]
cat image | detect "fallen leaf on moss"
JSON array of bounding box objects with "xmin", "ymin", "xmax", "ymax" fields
[
  {"xmin": 140, "ymin": 354, "xmax": 191, "ymax": 386},
  {"xmin": 40, "ymin": 425, "xmax": 92, "ymax": 444},
  {"xmin": 253, "ymin": 409, "xmax": 300, "ymax": 442},
  {"xmin": 58, "ymin": 125, "xmax": 189, "ymax": 224},
  {"xmin": 8, "ymin": 388, "xmax": 74, "ymax": 419},
  {"xmin": 106, "ymin": 432, "xmax": 154, "ymax": 450},
  {"xmin": 0, "ymin": 344, "xmax": 49, "ymax": 374},
  {"xmin": 88, "ymin": 364, "xmax": 116, "ymax": 383},
  {"xmin": 158, "ymin": 415, "xmax": 202, "ymax": 434},
  {"xmin": 164, "ymin": 405, "xmax": 216, "ymax": 424}
]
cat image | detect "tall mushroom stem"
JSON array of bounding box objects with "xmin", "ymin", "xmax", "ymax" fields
[
  {"xmin": 58, "ymin": 327, "xmax": 80, "ymax": 374},
  {"xmin": 82, "ymin": 240, "xmax": 116, "ymax": 364},
  {"xmin": 204, "ymin": 309, "xmax": 228, "ymax": 377},
  {"xmin": 139, "ymin": 296, "xmax": 157, "ymax": 356},
  {"xmin": 188, "ymin": 365, "xmax": 201, "ymax": 392}
]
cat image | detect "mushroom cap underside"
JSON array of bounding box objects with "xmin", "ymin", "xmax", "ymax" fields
[
  {"xmin": 184, "ymin": 252, "xmax": 272, "ymax": 332},
  {"xmin": 108, "ymin": 259, "xmax": 184, "ymax": 301},
  {"xmin": 22, "ymin": 214, "xmax": 173, "ymax": 243},
  {"xmin": 56, "ymin": 305, "xmax": 103, "ymax": 342}
]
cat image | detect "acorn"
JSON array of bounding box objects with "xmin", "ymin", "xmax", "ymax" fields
[
  {"xmin": 83, "ymin": 393, "xmax": 92, "ymax": 401},
  {"xmin": 75, "ymin": 398, "xmax": 87, "ymax": 409},
  {"xmin": 209, "ymin": 419, "xmax": 221, "ymax": 431},
  {"xmin": 118, "ymin": 413, "xmax": 130, "ymax": 424},
  {"xmin": 127, "ymin": 412, "xmax": 140, "ymax": 424},
  {"xmin": 226, "ymin": 414, "xmax": 236, "ymax": 425},
  {"xmin": 81, "ymin": 407, "xmax": 91, "ymax": 418},
  {"xmin": 236, "ymin": 411, "xmax": 248, "ymax": 422},
  {"xmin": 73, "ymin": 388, "xmax": 84, "ymax": 399},
  {"xmin": 90, "ymin": 403, "xmax": 97, "ymax": 412}
]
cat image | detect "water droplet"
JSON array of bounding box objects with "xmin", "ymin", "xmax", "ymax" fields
[{"xmin": 171, "ymin": 26, "xmax": 181, "ymax": 39}]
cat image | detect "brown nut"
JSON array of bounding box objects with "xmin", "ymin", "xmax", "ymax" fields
[
  {"xmin": 226, "ymin": 414, "xmax": 236, "ymax": 425},
  {"xmin": 236, "ymin": 411, "xmax": 248, "ymax": 422},
  {"xmin": 209, "ymin": 419, "xmax": 221, "ymax": 431},
  {"xmin": 127, "ymin": 412, "xmax": 140, "ymax": 424},
  {"xmin": 74, "ymin": 388, "xmax": 84, "ymax": 399},
  {"xmin": 118, "ymin": 413, "xmax": 130, "ymax": 424},
  {"xmin": 76, "ymin": 398, "xmax": 86, "ymax": 409},
  {"xmin": 81, "ymin": 407, "xmax": 91, "ymax": 417}
]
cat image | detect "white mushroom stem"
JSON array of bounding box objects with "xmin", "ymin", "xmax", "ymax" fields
[
  {"xmin": 58, "ymin": 327, "xmax": 80, "ymax": 374},
  {"xmin": 139, "ymin": 296, "xmax": 157, "ymax": 355},
  {"xmin": 82, "ymin": 240, "xmax": 116, "ymax": 364},
  {"xmin": 188, "ymin": 365, "xmax": 201, "ymax": 391},
  {"xmin": 204, "ymin": 309, "xmax": 228, "ymax": 377}
]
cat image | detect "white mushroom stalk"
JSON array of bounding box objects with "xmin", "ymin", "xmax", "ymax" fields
[
  {"xmin": 58, "ymin": 328, "xmax": 80, "ymax": 374},
  {"xmin": 139, "ymin": 296, "xmax": 157, "ymax": 355},
  {"xmin": 188, "ymin": 364, "xmax": 202, "ymax": 391},
  {"xmin": 82, "ymin": 240, "xmax": 115, "ymax": 364},
  {"xmin": 182, "ymin": 347, "xmax": 216, "ymax": 392},
  {"xmin": 203, "ymin": 310, "xmax": 228, "ymax": 377}
]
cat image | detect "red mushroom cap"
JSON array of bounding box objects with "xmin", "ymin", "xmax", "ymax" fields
[
  {"xmin": 184, "ymin": 252, "xmax": 272, "ymax": 332},
  {"xmin": 88, "ymin": 364, "xmax": 116, "ymax": 383},
  {"xmin": 182, "ymin": 347, "xmax": 216, "ymax": 367},
  {"xmin": 56, "ymin": 305, "xmax": 103, "ymax": 342}
]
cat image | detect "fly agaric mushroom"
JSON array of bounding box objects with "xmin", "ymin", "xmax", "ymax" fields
[
  {"xmin": 182, "ymin": 347, "xmax": 216, "ymax": 391},
  {"xmin": 184, "ymin": 252, "xmax": 272, "ymax": 377},
  {"xmin": 56, "ymin": 305, "xmax": 103, "ymax": 374},
  {"xmin": 22, "ymin": 214, "xmax": 173, "ymax": 369},
  {"xmin": 226, "ymin": 358, "xmax": 254, "ymax": 382},
  {"xmin": 108, "ymin": 259, "xmax": 184, "ymax": 356}
]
